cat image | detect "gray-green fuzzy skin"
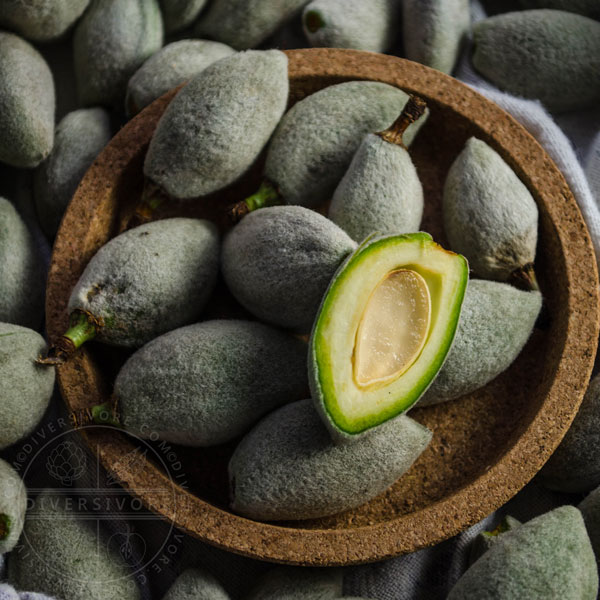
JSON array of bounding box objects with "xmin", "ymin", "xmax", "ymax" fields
[
  {"xmin": 144, "ymin": 50, "xmax": 288, "ymax": 199},
  {"xmin": 0, "ymin": 32, "xmax": 55, "ymax": 168},
  {"xmin": 68, "ymin": 218, "xmax": 219, "ymax": 347},
  {"xmin": 264, "ymin": 81, "xmax": 427, "ymax": 209},
  {"xmin": 7, "ymin": 590, "xmax": 56, "ymax": 600},
  {"xmin": 115, "ymin": 320, "xmax": 309, "ymax": 446},
  {"xmin": 516, "ymin": 0, "xmax": 600, "ymax": 20},
  {"xmin": 194, "ymin": 0, "xmax": 308, "ymax": 50},
  {"xmin": 419, "ymin": 280, "xmax": 542, "ymax": 406},
  {"xmin": 403, "ymin": 0, "xmax": 470, "ymax": 74},
  {"xmin": 579, "ymin": 485, "xmax": 600, "ymax": 566},
  {"xmin": 159, "ymin": 0, "xmax": 208, "ymax": 34},
  {"xmin": 163, "ymin": 568, "xmax": 229, "ymax": 600},
  {"xmin": 472, "ymin": 10, "xmax": 600, "ymax": 113},
  {"xmin": 447, "ymin": 506, "xmax": 598, "ymax": 600},
  {"xmin": 125, "ymin": 39, "xmax": 234, "ymax": 117},
  {"xmin": 443, "ymin": 137, "xmax": 538, "ymax": 281},
  {"xmin": 222, "ymin": 206, "xmax": 357, "ymax": 332},
  {"xmin": 302, "ymin": 0, "xmax": 401, "ymax": 53},
  {"xmin": 0, "ymin": 0, "xmax": 89, "ymax": 42},
  {"xmin": 469, "ymin": 515, "xmax": 521, "ymax": 565},
  {"xmin": 73, "ymin": 0, "xmax": 164, "ymax": 108},
  {"xmin": 0, "ymin": 198, "xmax": 45, "ymax": 329},
  {"xmin": 328, "ymin": 133, "xmax": 423, "ymax": 243},
  {"xmin": 0, "ymin": 322, "xmax": 55, "ymax": 450},
  {"xmin": 539, "ymin": 374, "xmax": 600, "ymax": 493},
  {"xmin": 246, "ymin": 567, "xmax": 342, "ymax": 600},
  {"xmin": 8, "ymin": 490, "xmax": 141, "ymax": 600},
  {"xmin": 229, "ymin": 399, "xmax": 432, "ymax": 521},
  {"xmin": 34, "ymin": 108, "xmax": 112, "ymax": 238},
  {"xmin": 0, "ymin": 459, "xmax": 26, "ymax": 554}
]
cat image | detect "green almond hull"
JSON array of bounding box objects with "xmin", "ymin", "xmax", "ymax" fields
[
  {"xmin": 309, "ymin": 232, "xmax": 468, "ymax": 442},
  {"xmin": 8, "ymin": 490, "xmax": 141, "ymax": 600},
  {"xmin": 0, "ymin": 458, "xmax": 26, "ymax": 554},
  {"xmin": 448, "ymin": 506, "xmax": 598, "ymax": 599},
  {"xmin": 163, "ymin": 568, "xmax": 229, "ymax": 600}
]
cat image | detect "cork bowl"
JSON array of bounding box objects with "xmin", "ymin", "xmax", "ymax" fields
[{"xmin": 47, "ymin": 49, "xmax": 599, "ymax": 565}]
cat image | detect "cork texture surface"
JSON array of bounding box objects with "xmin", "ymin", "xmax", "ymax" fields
[{"xmin": 46, "ymin": 49, "xmax": 600, "ymax": 565}]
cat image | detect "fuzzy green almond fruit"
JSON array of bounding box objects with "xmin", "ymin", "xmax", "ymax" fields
[
  {"xmin": 229, "ymin": 399, "xmax": 431, "ymax": 520},
  {"xmin": 8, "ymin": 490, "xmax": 141, "ymax": 600},
  {"xmin": 38, "ymin": 217, "xmax": 220, "ymax": 364},
  {"xmin": 329, "ymin": 96, "xmax": 427, "ymax": 242},
  {"xmin": 309, "ymin": 232, "xmax": 468, "ymax": 442},
  {"xmin": 302, "ymin": 0, "xmax": 401, "ymax": 53},
  {"xmin": 0, "ymin": 197, "xmax": 45, "ymax": 329},
  {"xmin": 163, "ymin": 568, "xmax": 229, "ymax": 600},
  {"xmin": 237, "ymin": 81, "xmax": 428, "ymax": 215},
  {"xmin": 0, "ymin": 458, "xmax": 27, "ymax": 554},
  {"xmin": 113, "ymin": 320, "xmax": 309, "ymax": 447},
  {"xmin": 447, "ymin": 506, "xmax": 598, "ymax": 599},
  {"xmin": 579, "ymin": 485, "xmax": 600, "ymax": 567},
  {"xmin": 472, "ymin": 10, "xmax": 600, "ymax": 113},
  {"xmin": 0, "ymin": 322, "xmax": 55, "ymax": 450},
  {"xmin": 516, "ymin": 0, "xmax": 600, "ymax": 19},
  {"xmin": 0, "ymin": 0, "xmax": 89, "ymax": 42}
]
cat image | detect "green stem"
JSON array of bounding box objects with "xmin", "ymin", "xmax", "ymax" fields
[
  {"xmin": 245, "ymin": 180, "xmax": 281, "ymax": 212},
  {"xmin": 145, "ymin": 191, "xmax": 163, "ymax": 212},
  {"xmin": 376, "ymin": 96, "xmax": 427, "ymax": 148},
  {"xmin": 92, "ymin": 401, "xmax": 121, "ymax": 427},
  {"xmin": 304, "ymin": 10, "xmax": 326, "ymax": 33},
  {"xmin": 36, "ymin": 312, "xmax": 99, "ymax": 366},
  {"xmin": 229, "ymin": 180, "xmax": 283, "ymax": 224},
  {"xmin": 509, "ymin": 263, "xmax": 539, "ymax": 292},
  {"xmin": 0, "ymin": 513, "xmax": 11, "ymax": 540},
  {"xmin": 64, "ymin": 312, "xmax": 98, "ymax": 349},
  {"xmin": 484, "ymin": 517, "xmax": 512, "ymax": 538}
]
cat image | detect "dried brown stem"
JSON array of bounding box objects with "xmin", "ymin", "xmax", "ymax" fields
[
  {"xmin": 376, "ymin": 95, "xmax": 427, "ymax": 147},
  {"xmin": 36, "ymin": 337, "xmax": 77, "ymax": 366},
  {"xmin": 509, "ymin": 263, "xmax": 539, "ymax": 292},
  {"xmin": 227, "ymin": 200, "xmax": 251, "ymax": 224}
]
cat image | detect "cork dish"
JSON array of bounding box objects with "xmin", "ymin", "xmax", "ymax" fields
[{"xmin": 46, "ymin": 49, "xmax": 600, "ymax": 566}]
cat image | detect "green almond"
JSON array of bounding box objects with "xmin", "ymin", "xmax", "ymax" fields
[
  {"xmin": 66, "ymin": 217, "xmax": 220, "ymax": 348},
  {"xmin": 309, "ymin": 232, "xmax": 468, "ymax": 441},
  {"xmin": 0, "ymin": 458, "xmax": 26, "ymax": 554},
  {"xmin": 0, "ymin": 322, "xmax": 55, "ymax": 450},
  {"xmin": 303, "ymin": 0, "xmax": 401, "ymax": 53},
  {"xmin": 8, "ymin": 490, "xmax": 141, "ymax": 600},
  {"xmin": 222, "ymin": 206, "xmax": 357, "ymax": 332},
  {"xmin": 0, "ymin": 32, "xmax": 55, "ymax": 168},
  {"xmin": 472, "ymin": 10, "xmax": 600, "ymax": 112},
  {"xmin": 115, "ymin": 320, "xmax": 309, "ymax": 446},
  {"xmin": 448, "ymin": 506, "xmax": 598, "ymax": 599},
  {"xmin": 229, "ymin": 399, "xmax": 432, "ymax": 521}
]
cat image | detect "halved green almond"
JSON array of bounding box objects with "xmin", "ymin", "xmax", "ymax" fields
[{"xmin": 309, "ymin": 232, "xmax": 468, "ymax": 442}]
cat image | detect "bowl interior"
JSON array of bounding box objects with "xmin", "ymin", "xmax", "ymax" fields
[{"xmin": 47, "ymin": 49, "xmax": 599, "ymax": 565}]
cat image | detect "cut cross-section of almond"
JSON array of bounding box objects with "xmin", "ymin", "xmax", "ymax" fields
[{"xmin": 309, "ymin": 232, "xmax": 469, "ymax": 442}]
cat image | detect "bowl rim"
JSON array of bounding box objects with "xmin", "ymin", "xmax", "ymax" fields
[{"xmin": 47, "ymin": 48, "xmax": 600, "ymax": 566}]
